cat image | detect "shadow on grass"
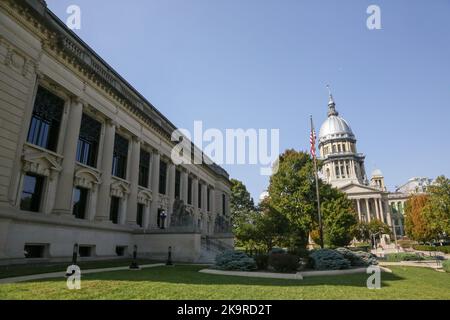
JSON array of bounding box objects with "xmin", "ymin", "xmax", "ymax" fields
[{"xmin": 36, "ymin": 264, "xmax": 405, "ymax": 289}]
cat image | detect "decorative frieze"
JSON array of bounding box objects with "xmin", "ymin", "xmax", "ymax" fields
[
  {"xmin": 74, "ymin": 166, "xmax": 101, "ymax": 190},
  {"xmin": 137, "ymin": 188, "xmax": 152, "ymax": 206},
  {"xmin": 22, "ymin": 144, "xmax": 62, "ymax": 179},
  {"xmin": 110, "ymin": 178, "xmax": 130, "ymax": 198}
]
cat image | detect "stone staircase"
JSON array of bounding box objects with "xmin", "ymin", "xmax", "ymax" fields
[{"xmin": 196, "ymin": 236, "xmax": 233, "ymax": 264}]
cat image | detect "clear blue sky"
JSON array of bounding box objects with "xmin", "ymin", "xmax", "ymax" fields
[{"xmin": 47, "ymin": 0, "xmax": 450, "ymax": 202}]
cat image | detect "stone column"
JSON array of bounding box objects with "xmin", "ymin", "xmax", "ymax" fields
[
  {"xmin": 143, "ymin": 205, "xmax": 151, "ymax": 229},
  {"xmin": 53, "ymin": 97, "xmax": 84, "ymax": 216},
  {"xmin": 374, "ymin": 198, "xmax": 380, "ymax": 221},
  {"xmin": 126, "ymin": 137, "xmax": 141, "ymax": 226},
  {"xmin": 119, "ymin": 197, "xmax": 127, "ymax": 225},
  {"xmin": 149, "ymin": 151, "xmax": 160, "ymax": 228},
  {"xmin": 385, "ymin": 200, "xmax": 392, "ymax": 226},
  {"xmin": 167, "ymin": 163, "xmax": 176, "ymax": 224},
  {"xmin": 181, "ymin": 170, "xmax": 189, "ymax": 203},
  {"xmin": 192, "ymin": 177, "xmax": 199, "ymax": 227},
  {"xmin": 356, "ymin": 199, "xmax": 362, "ymax": 221},
  {"xmin": 96, "ymin": 120, "xmax": 116, "ymax": 221},
  {"xmin": 202, "ymin": 183, "xmax": 208, "ymax": 213},
  {"xmin": 210, "ymin": 188, "xmax": 216, "ymax": 214},
  {"xmin": 378, "ymin": 198, "xmax": 385, "ymax": 223},
  {"xmin": 365, "ymin": 198, "xmax": 371, "ymax": 222}
]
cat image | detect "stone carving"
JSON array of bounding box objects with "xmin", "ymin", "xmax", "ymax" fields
[
  {"xmin": 22, "ymin": 144, "xmax": 62, "ymax": 179},
  {"xmin": 74, "ymin": 166, "xmax": 101, "ymax": 189},
  {"xmin": 170, "ymin": 197, "xmax": 194, "ymax": 227},
  {"xmin": 110, "ymin": 179, "xmax": 130, "ymax": 198}
]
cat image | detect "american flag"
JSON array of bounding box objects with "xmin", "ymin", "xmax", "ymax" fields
[{"xmin": 310, "ymin": 120, "xmax": 316, "ymax": 159}]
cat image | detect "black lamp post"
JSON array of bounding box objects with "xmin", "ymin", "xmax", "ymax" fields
[
  {"xmin": 66, "ymin": 243, "xmax": 78, "ymax": 277},
  {"xmin": 166, "ymin": 246, "xmax": 173, "ymax": 266},
  {"xmin": 129, "ymin": 245, "xmax": 140, "ymax": 269},
  {"xmin": 160, "ymin": 210, "xmax": 167, "ymax": 229}
]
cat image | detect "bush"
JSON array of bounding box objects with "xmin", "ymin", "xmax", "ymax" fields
[
  {"xmin": 385, "ymin": 253, "xmax": 425, "ymax": 262},
  {"xmin": 268, "ymin": 253, "xmax": 299, "ymax": 273},
  {"xmin": 270, "ymin": 247, "xmax": 286, "ymax": 254},
  {"xmin": 413, "ymin": 245, "xmax": 450, "ymax": 254},
  {"xmin": 335, "ymin": 247, "xmax": 378, "ymax": 266},
  {"xmin": 214, "ymin": 250, "xmax": 257, "ymax": 271},
  {"xmin": 254, "ymin": 254, "xmax": 269, "ymax": 270},
  {"xmin": 443, "ymin": 260, "xmax": 450, "ymax": 273},
  {"xmin": 309, "ymin": 249, "xmax": 351, "ymax": 270}
]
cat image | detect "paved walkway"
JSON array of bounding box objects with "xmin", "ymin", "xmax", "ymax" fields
[
  {"xmin": 0, "ymin": 263, "xmax": 165, "ymax": 284},
  {"xmin": 379, "ymin": 261, "xmax": 443, "ymax": 270}
]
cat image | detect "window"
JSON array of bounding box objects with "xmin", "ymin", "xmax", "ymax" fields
[
  {"xmin": 222, "ymin": 194, "xmax": 226, "ymax": 215},
  {"xmin": 137, "ymin": 203, "xmax": 144, "ymax": 227},
  {"xmin": 78, "ymin": 246, "xmax": 93, "ymax": 257},
  {"xmin": 109, "ymin": 196, "xmax": 120, "ymax": 224},
  {"xmin": 159, "ymin": 161, "xmax": 167, "ymax": 194},
  {"xmin": 112, "ymin": 134, "xmax": 129, "ymax": 179},
  {"xmin": 27, "ymin": 86, "xmax": 64, "ymax": 152},
  {"xmin": 20, "ymin": 173, "xmax": 44, "ymax": 212},
  {"xmin": 207, "ymin": 187, "xmax": 211, "ymax": 212},
  {"xmin": 116, "ymin": 246, "xmax": 127, "ymax": 256},
  {"xmin": 72, "ymin": 187, "xmax": 88, "ymax": 219},
  {"xmin": 24, "ymin": 244, "xmax": 46, "ymax": 258},
  {"xmin": 175, "ymin": 170, "xmax": 181, "ymax": 199},
  {"xmin": 139, "ymin": 149, "xmax": 150, "ymax": 188},
  {"xmin": 187, "ymin": 177, "xmax": 193, "ymax": 205},
  {"xmin": 76, "ymin": 114, "xmax": 101, "ymax": 168},
  {"xmin": 198, "ymin": 183, "xmax": 202, "ymax": 209}
]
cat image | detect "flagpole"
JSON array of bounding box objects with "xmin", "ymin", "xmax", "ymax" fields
[{"xmin": 310, "ymin": 116, "xmax": 324, "ymax": 249}]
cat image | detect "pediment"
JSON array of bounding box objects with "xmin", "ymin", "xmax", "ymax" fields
[
  {"xmin": 74, "ymin": 167, "xmax": 102, "ymax": 189},
  {"xmin": 22, "ymin": 151, "xmax": 62, "ymax": 176},
  {"xmin": 110, "ymin": 179, "xmax": 131, "ymax": 198},
  {"xmin": 138, "ymin": 188, "xmax": 152, "ymax": 205},
  {"xmin": 339, "ymin": 182, "xmax": 383, "ymax": 195}
]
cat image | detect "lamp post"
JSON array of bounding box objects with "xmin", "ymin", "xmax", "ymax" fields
[
  {"xmin": 129, "ymin": 245, "xmax": 140, "ymax": 269},
  {"xmin": 160, "ymin": 210, "xmax": 167, "ymax": 229},
  {"xmin": 166, "ymin": 246, "xmax": 173, "ymax": 266}
]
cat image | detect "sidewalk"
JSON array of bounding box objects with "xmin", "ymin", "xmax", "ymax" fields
[{"xmin": 0, "ymin": 263, "xmax": 165, "ymax": 284}]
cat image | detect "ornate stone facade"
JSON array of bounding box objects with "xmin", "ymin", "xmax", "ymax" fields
[{"xmin": 0, "ymin": 0, "xmax": 232, "ymax": 264}]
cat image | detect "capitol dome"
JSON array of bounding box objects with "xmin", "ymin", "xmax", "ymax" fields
[{"xmin": 318, "ymin": 94, "xmax": 355, "ymax": 143}]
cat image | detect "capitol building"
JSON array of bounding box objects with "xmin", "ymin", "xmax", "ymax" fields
[{"xmin": 318, "ymin": 91, "xmax": 431, "ymax": 240}]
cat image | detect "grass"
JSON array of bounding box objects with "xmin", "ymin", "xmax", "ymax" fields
[
  {"xmin": 0, "ymin": 259, "xmax": 159, "ymax": 279},
  {"xmin": 0, "ymin": 265, "xmax": 449, "ymax": 300}
]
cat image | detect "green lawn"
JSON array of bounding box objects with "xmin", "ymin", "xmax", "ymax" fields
[
  {"xmin": 0, "ymin": 265, "xmax": 449, "ymax": 300},
  {"xmin": 0, "ymin": 259, "xmax": 159, "ymax": 279}
]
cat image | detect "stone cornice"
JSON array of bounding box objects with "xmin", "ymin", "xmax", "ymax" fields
[{"xmin": 7, "ymin": 0, "xmax": 230, "ymax": 182}]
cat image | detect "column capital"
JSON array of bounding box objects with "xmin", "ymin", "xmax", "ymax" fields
[
  {"xmin": 105, "ymin": 118, "xmax": 118, "ymax": 128},
  {"xmin": 71, "ymin": 96, "xmax": 87, "ymax": 107}
]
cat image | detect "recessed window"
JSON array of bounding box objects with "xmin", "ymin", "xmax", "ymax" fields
[
  {"xmin": 27, "ymin": 86, "xmax": 64, "ymax": 152},
  {"xmin": 198, "ymin": 183, "xmax": 202, "ymax": 209},
  {"xmin": 72, "ymin": 187, "xmax": 88, "ymax": 219},
  {"xmin": 20, "ymin": 173, "xmax": 44, "ymax": 212},
  {"xmin": 222, "ymin": 194, "xmax": 226, "ymax": 215},
  {"xmin": 24, "ymin": 244, "xmax": 46, "ymax": 258},
  {"xmin": 139, "ymin": 149, "xmax": 150, "ymax": 188},
  {"xmin": 116, "ymin": 246, "xmax": 127, "ymax": 257},
  {"xmin": 112, "ymin": 134, "xmax": 129, "ymax": 179},
  {"xmin": 110, "ymin": 196, "xmax": 120, "ymax": 224},
  {"xmin": 137, "ymin": 203, "xmax": 144, "ymax": 227},
  {"xmin": 76, "ymin": 114, "xmax": 101, "ymax": 168},
  {"xmin": 207, "ymin": 187, "xmax": 211, "ymax": 212},
  {"xmin": 187, "ymin": 177, "xmax": 193, "ymax": 205},
  {"xmin": 159, "ymin": 161, "xmax": 167, "ymax": 194},
  {"xmin": 175, "ymin": 169, "xmax": 181, "ymax": 199},
  {"xmin": 78, "ymin": 246, "xmax": 93, "ymax": 257}
]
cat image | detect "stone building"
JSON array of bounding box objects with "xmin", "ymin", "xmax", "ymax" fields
[
  {"xmin": 0, "ymin": 0, "xmax": 232, "ymax": 265},
  {"xmin": 318, "ymin": 92, "xmax": 393, "ymax": 229}
]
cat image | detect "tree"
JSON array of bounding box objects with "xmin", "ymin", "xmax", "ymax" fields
[
  {"xmin": 404, "ymin": 194, "xmax": 434, "ymax": 242},
  {"xmin": 320, "ymin": 191, "xmax": 358, "ymax": 247},
  {"xmin": 230, "ymin": 178, "xmax": 255, "ymax": 227},
  {"xmin": 266, "ymin": 150, "xmax": 316, "ymax": 250},
  {"xmin": 266, "ymin": 149, "xmax": 356, "ymax": 250},
  {"xmin": 423, "ymin": 176, "xmax": 450, "ymax": 238}
]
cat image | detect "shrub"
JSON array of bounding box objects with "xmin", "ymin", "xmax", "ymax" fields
[
  {"xmin": 214, "ymin": 250, "xmax": 257, "ymax": 271},
  {"xmin": 309, "ymin": 249, "xmax": 351, "ymax": 270},
  {"xmin": 270, "ymin": 247, "xmax": 286, "ymax": 254},
  {"xmin": 268, "ymin": 253, "xmax": 299, "ymax": 273},
  {"xmin": 443, "ymin": 260, "xmax": 450, "ymax": 273},
  {"xmin": 254, "ymin": 254, "xmax": 269, "ymax": 270},
  {"xmin": 335, "ymin": 247, "xmax": 378, "ymax": 266},
  {"xmin": 413, "ymin": 245, "xmax": 450, "ymax": 254},
  {"xmin": 384, "ymin": 253, "xmax": 424, "ymax": 262}
]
